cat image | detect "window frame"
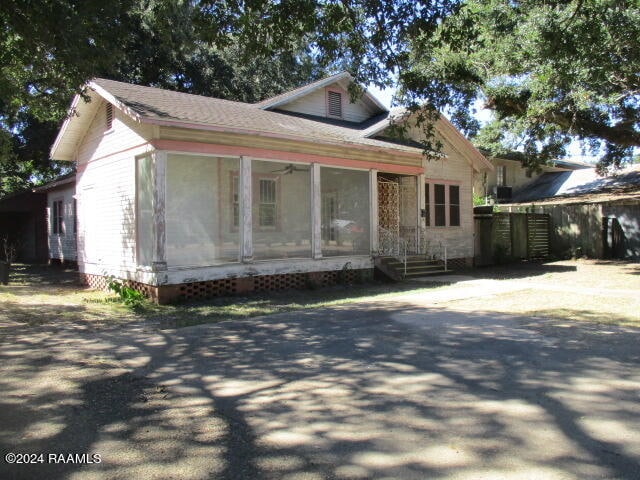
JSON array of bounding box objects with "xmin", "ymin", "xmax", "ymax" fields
[
  {"xmin": 51, "ymin": 198, "xmax": 64, "ymax": 235},
  {"xmin": 425, "ymin": 181, "xmax": 462, "ymax": 228},
  {"xmin": 257, "ymin": 177, "xmax": 278, "ymax": 229},
  {"xmin": 497, "ymin": 165, "xmax": 507, "ymax": 187}
]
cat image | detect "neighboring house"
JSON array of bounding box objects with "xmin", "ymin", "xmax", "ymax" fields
[
  {"xmin": 503, "ymin": 166, "xmax": 640, "ymax": 260},
  {"xmin": 0, "ymin": 190, "xmax": 48, "ymax": 263},
  {"xmin": 473, "ymin": 152, "xmax": 591, "ymax": 203},
  {"xmin": 50, "ymin": 72, "xmax": 492, "ymax": 302},
  {"xmin": 34, "ymin": 174, "xmax": 78, "ymax": 265}
]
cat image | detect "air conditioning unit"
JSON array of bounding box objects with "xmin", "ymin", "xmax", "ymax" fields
[{"xmin": 494, "ymin": 186, "xmax": 512, "ymax": 201}]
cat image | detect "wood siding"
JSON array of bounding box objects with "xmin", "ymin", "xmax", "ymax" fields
[
  {"xmin": 276, "ymin": 85, "xmax": 375, "ymax": 123},
  {"xmin": 75, "ymin": 101, "xmax": 153, "ymax": 276}
]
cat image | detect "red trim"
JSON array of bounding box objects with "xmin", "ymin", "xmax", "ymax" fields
[{"xmin": 151, "ymin": 140, "xmax": 423, "ymax": 175}]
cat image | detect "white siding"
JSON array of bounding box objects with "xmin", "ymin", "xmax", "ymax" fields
[
  {"xmin": 47, "ymin": 186, "xmax": 77, "ymax": 261},
  {"xmin": 277, "ymin": 85, "xmax": 376, "ymax": 123},
  {"xmin": 75, "ymin": 100, "xmax": 153, "ymax": 278}
]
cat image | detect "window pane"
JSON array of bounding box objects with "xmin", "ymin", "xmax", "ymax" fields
[
  {"xmin": 449, "ymin": 185, "xmax": 460, "ymax": 226},
  {"xmin": 434, "ymin": 184, "xmax": 446, "ymax": 227},
  {"xmin": 252, "ymin": 160, "xmax": 311, "ymax": 260},
  {"xmin": 321, "ymin": 168, "xmax": 370, "ymax": 256},
  {"xmin": 165, "ymin": 154, "xmax": 240, "ymax": 266},
  {"xmin": 136, "ymin": 156, "xmax": 154, "ymax": 266},
  {"xmin": 424, "ymin": 183, "xmax": 430, "ymax": 226}
]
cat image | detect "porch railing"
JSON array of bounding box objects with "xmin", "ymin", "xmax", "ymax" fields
[{"xmin": 378, "ymin": 226, "xmax": 408, "ymax": 276}]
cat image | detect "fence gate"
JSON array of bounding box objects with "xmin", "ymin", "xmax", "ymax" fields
[{"xmin": 474, "ymin": 212, "xmax": 550, "ymax": 264}]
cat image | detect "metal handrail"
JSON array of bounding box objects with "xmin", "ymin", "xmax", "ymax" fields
[{"xmin": 378, "ymin": 226, "xmax": 409, "ymax": 277}]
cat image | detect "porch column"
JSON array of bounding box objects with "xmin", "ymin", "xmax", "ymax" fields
[
  {"xmin": 152, "ymin": 150, "xmax": 167, "ymax": 271},
  {"xmin": 311, "ymin": 163, "xmax": 322, "ymax": 259},
  {"xmin": 417, "ymin": 173, "xmax": 425, "ymax": 251},
  {"xmin": 370, "ymin": 169, "xmax": 378, "ymax": 254},
  {"xmin": 240, "ymin": 156, "xmax": 253, "ymax": 262}
]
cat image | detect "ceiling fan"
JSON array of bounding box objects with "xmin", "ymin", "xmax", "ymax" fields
[{"xmin": 271, "ymin": 164, "xmax": 310, "ymax": 175}]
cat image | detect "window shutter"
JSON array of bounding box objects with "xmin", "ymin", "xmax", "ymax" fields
[
  {"xmin": 327, "ymin": 91, "xmax": 342, "ymax": 117},
  {"xmin": 106, "ymin": 104, "xmax": 113, "ymax": 130}
]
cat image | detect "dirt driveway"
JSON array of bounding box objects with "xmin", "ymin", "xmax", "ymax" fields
[{"xmin": 1, "ymin": 261, "xmax": 639, "ymax": 479}]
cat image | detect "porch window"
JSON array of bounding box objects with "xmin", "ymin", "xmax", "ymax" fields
[
  {"xmin": 136, "ymin": 156, "xmax": 154, "ymax": 266},
  {"xmin": 252, "ymin": 160, "xmax": 311, "ymax": 260},
  {"xmin": 164, "ymin": 154, "xmax": 240, "ymax": 267},
  {"xmin": 258, "ymin": 179, "xmax": 277, "ymax": 228},
  {"xmin": 52, "ymin": 199, "xmax": 64, "ymax": 235},
  {"xmin": 232, "ymin": 175, "xmax": 239, "ymax": 228},
  {"xmin": 321, "ymin": 167, "xmax": 370, "ymax": 256}
]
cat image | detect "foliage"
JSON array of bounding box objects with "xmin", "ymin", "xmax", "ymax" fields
[
  {"xmin": 1, "ymin": 0, "xmax": 638, "ymax": 194},
  {"xmin": 0, "ymin": 0, "xmax": 325, "ymax": 197},
  {"xmin": 399, "ymin": 0, "xmax": 640, "ymax": 173},
  {"xmin": 472, "ymin": 193, "xmax": 485, "ymax": 207},
  {"xmin": 107, "ymin": 278, "xmax": 145, "ymax": 309}
]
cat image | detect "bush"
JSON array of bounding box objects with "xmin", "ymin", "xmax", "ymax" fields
[{"xmin": 107, "ymin": 278, "xmax": 145, "ymax": 309}]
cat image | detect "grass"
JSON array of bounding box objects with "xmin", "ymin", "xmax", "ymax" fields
[
  {"xmin": 0, "ymin": 264, "xmax": 440, "ymax": 328},
  {"xmin": 2, "ymin": 260, "xmax": 639, "ymax": 330}
]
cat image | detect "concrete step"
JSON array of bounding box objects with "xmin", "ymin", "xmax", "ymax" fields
[{"xmin": 403, "ymin": 269, "xmax": 450, "ymax": 278}]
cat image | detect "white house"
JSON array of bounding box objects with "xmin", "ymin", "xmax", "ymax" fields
[{"xmin": 50, "ymin": 72, "xmax": 492, "ymax": 302}]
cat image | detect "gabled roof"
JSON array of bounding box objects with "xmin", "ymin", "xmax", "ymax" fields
[
  {"xmin": 50, "ymin": 78, "xmax": 423, "ymax": 161},
  {"xmin": 254, "ymin": 72, "xmax": 389, "ymax": 113},
  {"xmin": 51, "ymin": 76, "xmax": 491, "ymax": 174},
  {"xmin": 510, "ymin": 165, "xmax": 640, "ymax": 203},
  {"xmin": 363, "ymin": 107, "xmax": 493, "ymax": 172}
]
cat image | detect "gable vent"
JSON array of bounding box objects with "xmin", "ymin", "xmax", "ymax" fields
[
  {"xmin": 327, "ymin": 90, "xmax": 342, "ymax": 117},
  {"xmin": 105, "ymin": 103, "xmax": 113, "ymax": 130}
]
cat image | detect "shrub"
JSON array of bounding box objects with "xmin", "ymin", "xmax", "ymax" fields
[{"xmin": 107, "ymin": 278, "xmax": 145, "ymax": 309}]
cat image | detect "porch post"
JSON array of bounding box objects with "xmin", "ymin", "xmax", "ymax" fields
[
  {"xmin": 311, "ymin": 163, "xmax": 322, "ymax": 259},
  {"xmin": 417, "ymin": 173, "xmax": 425, "ymax": 252},
  {"xmin": 370, "ymin": 169, "xmax": 378, "ymax": 254},
  {"xmin": 240, "ymin": 156, "xmax": 253, "ymax": 262},
  {"xmin": 151, "ymin": 150, "xmax": 167, "ymax": 271}
]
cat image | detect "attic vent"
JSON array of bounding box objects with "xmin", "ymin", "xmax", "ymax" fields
[
  {"xmin": 327, "ymin": 90, "xmax": 342, "ymax": 117},
  {"xmin": 105, "ymin": 103, "xmax": 113, "ymax": 130}
]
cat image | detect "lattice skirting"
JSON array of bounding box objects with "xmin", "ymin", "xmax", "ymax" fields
[
  {"xmin": 80, "ymin": 269, "xmax": 373, "ymax": 304},
  {"xmin": 446, "ymin": 257, "xmax": 473, "ymax": 269}
]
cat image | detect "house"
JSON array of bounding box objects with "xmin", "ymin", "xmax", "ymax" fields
[
  {"xmin": 34, "ymin": 174, "xmax": 78, "ymax": 266},
  {"xmin": 50, "ymin": 72, "xmax": 492, "ymax": 303},
  {"xmin": 503, "ymin": 165, "xmax": 640, "ymax": 260},
  {"xmin": 473, "ymin": 151, "xmax": 591, "ymax": 203},
  {"xmin": 0, "ymin": 189, "xmax": 48, "ymax": 263},
  {"xmin": 0, "ymin": 173, "xmax": 77, "ymax": 265}
]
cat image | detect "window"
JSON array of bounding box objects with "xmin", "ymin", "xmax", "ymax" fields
[
  {"xmin": 434, "ymin": 184, "xmax": 446, "ymax": 227},
  {"xmin": 105, "ymin": 103, "xmax": 113, "ymax": 130},
  {"xmin": 52, "ymin": 199, "xmax": 64, "ymax": 235},
  {"xmin": 497, "ymin": 165, "xmax": 507, "ymax": 186},
  {"xmin": 449, "ymin": 185, "xmax": 460, "ymax": 227},
  {"xmin": 425, "ymin": 182, "xmax": 462, "ymax": 227},
  {"xmin": 424, "ymin": 184, "xmax": 431, "ymax": 226},
  {"xmin": 259, "ymin": 179, "xmax": 277, "ymax": 227},
  {"xmin": 327, "ymin": 90, "xmax": 342, "ymax": 118}
]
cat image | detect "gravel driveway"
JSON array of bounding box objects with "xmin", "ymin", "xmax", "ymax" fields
[{"xmin": 1, "ymin": 271, "xmax": 640, "ymax": 479}]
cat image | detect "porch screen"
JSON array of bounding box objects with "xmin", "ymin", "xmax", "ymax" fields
[
  {"xmin": 136, "ymin": 156, "xmax": 154, "ymax": 266},
  {"xmin": 320, "ymin": 167, "xmax": 370, "ymax": 256},
  {"xmin": 252, "ymin": 160, "xmax": 311, "ymax": 260},
  {"xmin": 165, "ymin": 154, "xmax": 240, "ymax": 266}
]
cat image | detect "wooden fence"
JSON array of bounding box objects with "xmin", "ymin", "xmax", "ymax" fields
[{"xmin": 474, "ymin": 212, "xmax": 550, "ymax": 266}]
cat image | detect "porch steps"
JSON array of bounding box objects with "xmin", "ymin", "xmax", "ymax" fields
[{"xmin": 375, "ymin": 256, "xmax": 449, "ymax": 281}]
